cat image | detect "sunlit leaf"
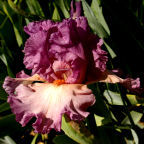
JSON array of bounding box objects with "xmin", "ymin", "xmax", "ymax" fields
[
  {"xmin": 8, "ymin": 0, "xmax": 27, "ymax": 16},
  {"xmin": 103, "ymin": 90, "xmax": 123, "ymax": 105},
  {"xmin": 2, "ymin": 1, "xmax": 23, "ymax": 47},
  {"xmin": 0, "ymin": 136, "xmax": 16, "ymax": 144},
  {"xmin": 0, "ymin": 54, "xmax": 7, "ymax": 66},
  {"xmin": 25, "ymin": 18, "xmax": 30, "ymax": 25},
  {"xmin": 131, "ymin": 129, "xmax": 138, "ymax": 144},
  {"xmin": 121, "ymin": 111, "xmax": 143, "ymax": 125},
  {"xmin": 55, "ymin": 0, "xmax": 70, "ymax": 18},
  {"xmin": 94, "ymin": 114, "xmax": 104, "ymax": 126},
  {"xmin": 25, "ymin": 0, "xmax": 45, "ymax": 17},
  {"xmin": 124, "ymin": 129, "xmax": 139, "ymax": 144},
  {"xmin": 104, "ymin": 41, "xmax": 116, "ymax": 58},
  {"xmin": 63, "ymin": 0, "xmax": 71, "ymax": 12},
  {"xmin": 127, "ymin": 94, "xmax": 144, "ymax": 105},
  {"xmin": 31, "ymin": 134, "xmax": 38, "ymax": 144},
  {"xmin": 91, "ymin": 0, "xmax": 110, "ymax": 35},
  {"xmin": 62, "ymin": 115, "xmax": 96, "ymax": 144},
  {"xmin": 94, "ymin": 114, "xmax": 113, "ymax": 127},
  {"xmin": 52, "ymin": 3, "xmax": 61, "ymax": 21},
  {"xmin": 7, "ymin": 0, "xmax": 43, "ymax": 21},
  {"xmin": 82, "ymin": 0, "xmax": 108, "ymax": 38}
]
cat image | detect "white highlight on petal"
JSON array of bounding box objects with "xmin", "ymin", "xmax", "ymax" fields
[{"xmin": 4, "ymin": 74, "xmax": 95, "ymax": 133}]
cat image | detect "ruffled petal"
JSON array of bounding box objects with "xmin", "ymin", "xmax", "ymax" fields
[
  {"xmin": 70, "ymin": 1, "xmax": 82, "ymax": 18},
  {"xmin": 87, "ymin": 70, "xmax": 142, "ymax": 94},
  {"xmin": 16, "ymin": 70, "xmax": 30, "ymax": 78},
  {"xmin": 75, "ymin": 16, "xmax": 89, "ymax": 41},
  {"xmin": 23, "ymin": 17, "xmax": 107, "ymax": 83},
  {"xmin": 3, "ymin": 74, "xmax": 45, "ymax": 95},
  {"xmin": 92, "ymin": 39, "xmax": 108, "ymax": 71},
  {"xmin": 24, "ymin": 31, "xmax": 48, "ymax": 70},
  {"xmin": 3, "ymin": 75, "xmax": 95, "ymax": 133},
  {"xmin": 24, "ymin": 18, "xmax": 88, "ymax": 83},
  {"xmin": 24, "ymin": 20, "xmax": 54, "ymax": 35},
  {"xmin": 99, "ymin": 71, "xmax": 142, "ymax": 93},
  {"xmin": 23, "ymin": 31, "xmax": 58, "ymax": 82},
  {"xmin": 122, "ymin": 78, "xmax": 142, "ymax": 94},
  {"xmin": 49, "ymin": 20, "xmax": 74, "ymax": 46}
]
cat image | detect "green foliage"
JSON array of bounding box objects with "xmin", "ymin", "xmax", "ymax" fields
[
  {"xmin": 2, "ymin": 1, "xmax": 23, "ymax": 47},
  {"xmin": 25, "ymin": 0, "xmax": 45, "ymax": 17},
  {"xmin": 104, "ymin": 90, "xmax": 124, "ymax": 105},
  {"xmin": 62, "ymin": 115, "xmax": 96, "ymax": 144},
  {"xmin": 55, "ymin": 0, "xmax": 70, "ymax": 18},
  {"xmin": 0, "ymin": 102, "xmax": 10, "ymax": 113},
  {"xmin": 91, "ymin": 0, "xmax": 110, "ymax": 35},
  {"xmin": 52, "ymin": 3, "xmax": 61, "ymax": 21},
  {"xmin": 82, "ymin": 0, "xmax": 108, "ymax": 38},
  {"xmin": 31, "ymin": 134, "xmax": 38, "ymax": 144},
  {"xmin": 0, "ymin": 0, "xmax": 144, "ymax": 143},
  {"xmin": 121, "ymin": 111, "xmax": 143, "ymax": 126},
  {"xmin": 0, "ymin": 136, "xmax": 17, "ymax": 144}
]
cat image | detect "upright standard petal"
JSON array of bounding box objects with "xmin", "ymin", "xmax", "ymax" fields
[
  {"xmin": 24, "ymin": 31, "xmax": 48, "ymax": 70},
  {"xmin": 70, "ymin": 0, "xmax": 82, "ymax": 18},
  {"xmin": 24, "ymin": 20, "xmax": 54, "ymax": 35},
  {"xmin": 3, "ymin": 75, "xmax": 95, "ymax": 133},
  {"xmin": 23, "ymin": 17, "xmax": 107, "ymax": 83}
]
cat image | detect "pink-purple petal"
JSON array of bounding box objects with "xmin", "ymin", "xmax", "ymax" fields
[
  {"xmin": 91, "ymin": 38, "xmax": 108, "ymax": 71},
  {"xmin": 122, "ymin": 78, "xmax": 142, "ymax": 94},
  {"xmin": 70, "ymin": 1, "xmax": 82, "ymax": 18},
  {"xmin": 24, "ymin": 20, "xmax": 54, "ymax": 35},
  {"xmin": 23, "ymin": 17, "xmax": 107, "ymax": 83},
  {"xmin": 3, "ymin": 75, "xmax": 95, "ymax": 133}
]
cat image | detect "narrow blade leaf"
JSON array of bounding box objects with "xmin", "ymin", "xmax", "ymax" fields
[
  {"xmin": 62, "ymin": 115, "xmax": 96, "ymax": 144},
  {"xmin": 82, "ymin": 0, "xmax": 108, "ymax": 38}
]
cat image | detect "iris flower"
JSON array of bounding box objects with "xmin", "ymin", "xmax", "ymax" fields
[{"xmin": 3, "ymin": 1, "xmax": 141, "ymax": 134}]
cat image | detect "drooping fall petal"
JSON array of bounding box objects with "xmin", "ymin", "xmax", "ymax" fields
[
  {"xmin": 99, "ymin": 71, "xmax": 141, "ymax": 94},
  {"xmin": 87, "ymin": 70, "xmax": 142, "ymax": 94},
  {"xmin": 3, "ymin": 74, "xmax": 95, "ymax": 134}
]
